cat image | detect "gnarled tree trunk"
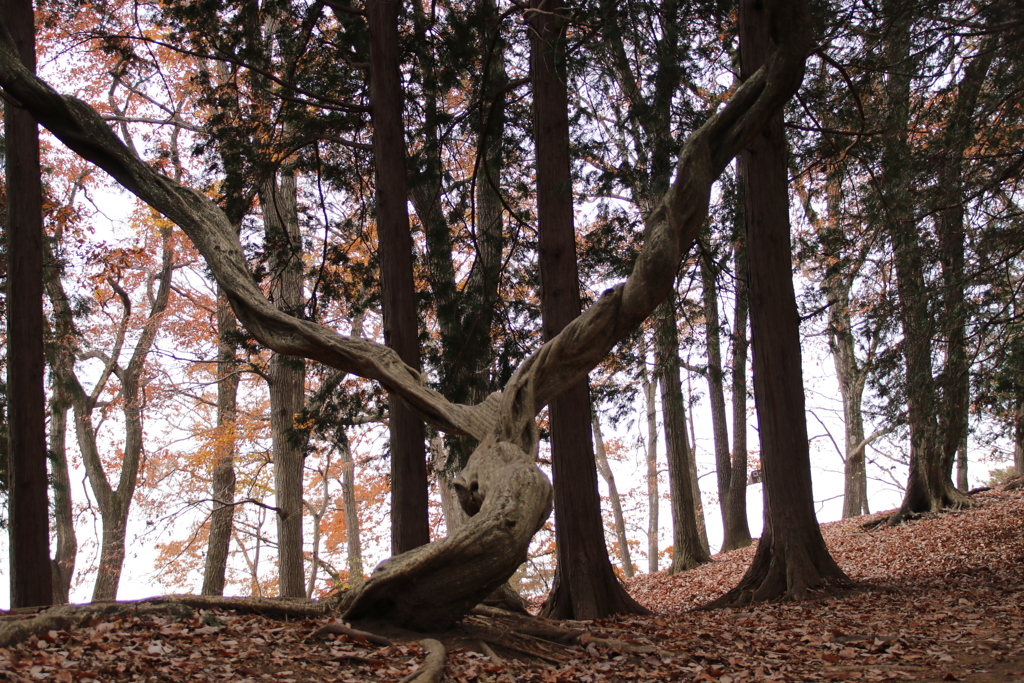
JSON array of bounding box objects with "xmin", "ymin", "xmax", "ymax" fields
[{"xmin": 0, "ymin": 0, "xmax": 812, "ymax": 628}]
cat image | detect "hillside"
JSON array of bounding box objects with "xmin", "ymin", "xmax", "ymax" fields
[{"xmin": 1, "ymin": 488, "xmax": 1021, "ymax": 682}]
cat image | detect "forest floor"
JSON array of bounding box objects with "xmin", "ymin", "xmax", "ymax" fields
[{"xmin": 1, "ymin": 487, "xmax": 1022, "ymax": 682}]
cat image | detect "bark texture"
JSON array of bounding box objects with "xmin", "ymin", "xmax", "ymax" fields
[
  {"xmin": 202, "ymin": 288, "xmax": 240, "ymax": 596},
  {"xmin": 710, "ymin": 0, "xmax": 849, "ymax": 605},
  {"xmin": 723, "ymin": 226, "xmax": 752, "ymax": 551},
  {"xmin": 260, "ymin": 172, "xmax": 308, "ymax": 598},
  {"xmin": 530, "ymin": 0, "xmax": 647, "ymax": 620},
  {"xmin": 656, "ymin": 299, "xmax": 711, "ymax": 573},
  {"xmin": 5, "ymin": 0, "xmax": 51, "ymax": 609},
  {"xmin": 593, "ymin": 416, "xmax": 634, "ymax": 578},
  {"xmin": 367, "ymin": 0, "xmax": 430, "ymax": 555},
  {"xmin": 0, "ymin": 0, "xmax": 811, "ymax": 628}
]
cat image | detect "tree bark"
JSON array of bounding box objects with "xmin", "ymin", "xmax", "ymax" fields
[
  {"xmin": 366, "ymin": 0, "xmax": 430, "ymax": 556},
  {"xmin": 48, "ymin": 393, "xmax": 75, "ymax": 605},
  {"xmin": 530, "ymin": 0, "xmax": 648, "ymax": 620},
  {"xmin": 710, "ymin": 0, "xmax": 848, "ymax": 605},
  {"xmin": 592, "ymin": 415, "xmax": 634, "ymax": 578},
  {"xmin": 5, "ymin": 0, "xmax": 51, "ymax": 609},
  {"xmin": 723, "ymin": 222, "xmax": 752, "ymax": 551},
  {"xmin": 642, "ymin": 351, "xmax": 660, "ymax": 572},
  {"xmin": 202, "ymin": 288, "xmax": 239, "ymax": 596},
  {"xmin": 260, "ymin": 172, "xmax": 308, "ymax": 598},
  {"xmin": 655, "ymin": 299, "xmax": 711, "ymax": 573},
  {"xmin": 700, "ymin": 243, "xmax": 734, "ymax": 539},
  {"xmin": 336, "ymin": 425, "xmax": 364, "ymax": 585}
]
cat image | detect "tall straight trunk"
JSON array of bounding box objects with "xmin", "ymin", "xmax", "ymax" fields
[
  {"xmin": 711, "ymin": 0, "xmax": 848, "ymax": 605},
  {"xmin": 531, "ymin": 0, "xmax": 646, "ymax": 620},
  {"xmin": 48, "ymin": 393, "xmax": 75, "ymax": 604},
  {"xmin": 336, "ymin": 425, "xmax": 364, "ymax": 585},
  {"xmin": 686, "ymin": 373, "xmax": 711, "ymax": 554},
  {"xmin": 655, "ymin": 298, "xmax": 711, "ymax": 573},
  {"xmin": 366, "ymin": 0, "xmax": 430, "ymax": 555},
  {"xmin": 700, "ymin": 244, "xmax": 733, "ymax": 538},
  {"xmin": 202, "ymin": 288, "xmax": 239, "ymax": 596},
  {"xmin": 723, "ymin": 225, "xmax": 752, "ymax": 550},
  {"xmin": 829, "ymin": 275, "xmax": 870, "ymax": 518},
  {"xmin": 880, "ymin": 1, "xmax": 984, "ymax": 520},
  {"xmin": 415, "ymin": 0, "xmax": 507, "ymax": 519},
  {"xmin": 5, "ymin": 0, "xmax": 51, "ymax": 609},
  {"xmin": 592, "ymin": 415, "xmax": 634, "ymax": 578},
  {"xmin": 934, "ymin": 39, "xmax": 993, "ymax": 493},
  {"xmin": 1015, "ymin": 398, "xmax": 1024, "ymax": 476},
  {"xmin": 643, "ymin": 357, "xmax": 660, "ymax": 572},
  {"xmin": 261, "ymin": 172, "xmax": 307, "ymax": 597}
]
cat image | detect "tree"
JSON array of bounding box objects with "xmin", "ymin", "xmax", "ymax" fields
[
  {"xmin": 0, "ymin": 0, "xmax": 812, "ymax": 628},
  {"xmin": 656, "ymin": 296, "xmax": 712, "ymax": 573},
  {"xmin": 201, "ymin": 288, "xmax": 240, "ymax": 596},
  {"xmin": 592, "ymin": 415, "xmax": 634, "ymax": 578},
  {"xmin": 5, "ymin": 0, "xmax": 51, "ymax": 609},
  {"xmin": 365, "ymin": 0, "xmax": 430, "ymax": 555},
  {"xmin": 711, "ymin": 0, "xmax": 849, "ymax": 604},
  {"xmin": 529, "ymin": 0, "xmax": 647, "ymax": 620},
  {"xmin": 723, "ymin": 223, "xmax": 753, "ymax": 550}
]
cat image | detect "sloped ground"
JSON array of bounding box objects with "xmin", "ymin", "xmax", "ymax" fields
[{"xmin": 1, "ymin": 488, "xmax": 1021, "ymax": 682}]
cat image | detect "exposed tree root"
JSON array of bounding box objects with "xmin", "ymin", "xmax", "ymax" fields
[
  {"xmin": 1004, "ymin": 474, "xmax": 1024, "ymax": 491},
  {"xmin": 396, "ymin": 638, "xmax": 447, "ymax": 683},
  {"xmin": 0, "ymin": 596, "xmax": 328, "ymax": 649},
  {"xmin": 478, "ymin": 639, "xmax": 518, "ymax": 683},
  {"xmin": 307, "ymin": 621, "xmax": 395, "ymax": 646}
]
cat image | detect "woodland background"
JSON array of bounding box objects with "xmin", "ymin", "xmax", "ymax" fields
[{"xmin": 0, "ymin": 0, "xmax": 1022, "ymax": 615}]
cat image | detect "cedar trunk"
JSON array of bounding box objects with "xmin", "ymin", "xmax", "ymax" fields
[
  {"xmin": 723, "ymin": 224, "xmax": 752, "ymax": 550},
  {"xmin": 710, "ymin": 0, "xmax": 848, "ymax": 605},
  {"xmin": 367, "ymin": 0, "xmax": 430, "ymax": 555},
  {"xmin": 5, "ymin": 0, "xmax": 51, "ymax": 609},
  {"xmin": 531, "ymin": 0, "xmax": 647, "ymax": 619},
  {"xmin": 656, "ymin": 299, "xmax": 711, "ymax": 573}
]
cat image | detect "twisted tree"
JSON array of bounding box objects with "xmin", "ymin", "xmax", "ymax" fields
[{"xmin": 0, "ymin": 0, "xmax": 811, "ymax": 630}]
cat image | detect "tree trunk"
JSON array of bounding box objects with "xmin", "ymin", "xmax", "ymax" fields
[
  {"xmin": 1015, "ymin": 398, "xmax": 1024, "ymax": 476},
  {"xmin": 592, "ymin": 415, "xmax": 634, "ymax": 578},
  {"xmin": 202, "ymin": 288, "xmax": 239, "ymax": 596},
  {"xmin": 531, "ymin": 0, "xmax": 646, "ymax": 620},
  {"xmin": 5, "ymin": 0, "xmax": 51, "ymax": 609},
  {"xmin": 710, "ymin": 0, "xmax": 848, "ymax": 605},
  {"xmin": 880, "ymin": 0, "xmax": 973, "ymax": 520},
  {"xmin": 956, "ymin": 430, "xmax": 968, "ymax": 492},
  {"xmin": 686, "ymin": 376, "xmax": 711, "ymax": 555},
  {"xmin": 261, "ymin": 172, "xmax": 308, "ymax": 598},
  {"xmin": 828, "ymin": 275, "xmax": 870, "ymax": 519},
  {"xmin": 336, "ymin": 425, "xmax": 364, "ymax": 585},
  {"xmin": 700, "ymin": 243, "xmax": 734, "ymax": 540},
  {"xmin": 723, "ymin": 224, "xmax": 752, "ymax": 551},
  {"xmin": 366, "ymin": 0, "xmax": 430, "ymax": 556},
  {"xmin": 48, "ymin": 394, "xmax": 75, "ymax": 604},
  {"xmin": 643, "ymin": 354, "xmax": 660, "ymax": 572},
  {"xmin": 655, "ymin": 299, "xmax": 712, "ymax": 573}
]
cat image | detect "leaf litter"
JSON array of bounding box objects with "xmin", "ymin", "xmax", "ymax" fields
[{"xmin": 1, "ymin": 488, "xmax": 1021, "ymax": 682}]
